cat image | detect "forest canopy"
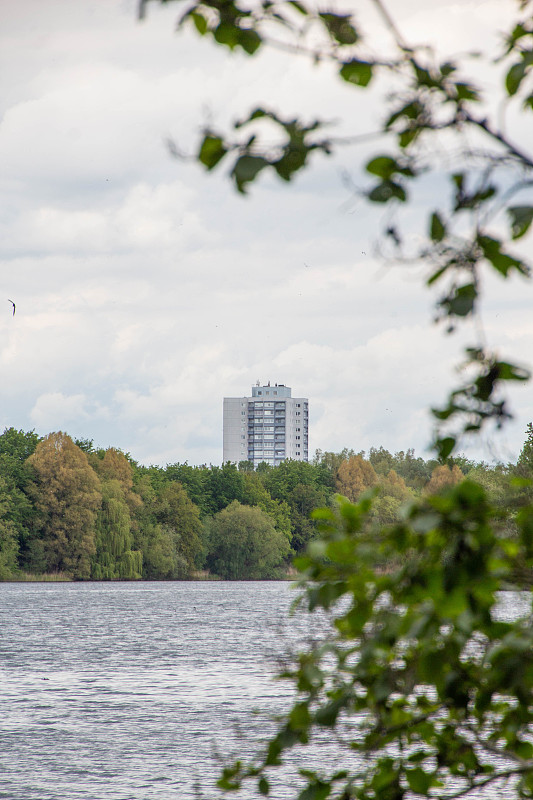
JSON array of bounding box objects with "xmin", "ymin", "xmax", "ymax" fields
[{"xmin": 1, "ymin": 425, "xmax": 532, "ymax": 581}]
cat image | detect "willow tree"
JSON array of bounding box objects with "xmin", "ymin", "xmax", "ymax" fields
[
  {"xmin": 92, "ymin": 479, "xmax": 143, "ymax": 580},
  {"xmin": 27, "ymin": 432, "xmax": 102, "ymax": 579}
]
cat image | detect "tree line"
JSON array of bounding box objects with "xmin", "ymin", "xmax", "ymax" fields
[{"xmin": 1, "ymin": 425, "xmax": 532, "ymax": 582}]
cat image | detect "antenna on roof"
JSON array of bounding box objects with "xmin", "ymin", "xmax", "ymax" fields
[{"xmin": 256, "ymin": 379, "xmax": 260, "ymax": 386}]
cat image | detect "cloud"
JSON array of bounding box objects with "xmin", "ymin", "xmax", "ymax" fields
[
  {"xmin": 30, "ymin": 391, "xmax": 108, "ymax": 429},
  {"xmin": 0, "ymin": 0, "xmax": 531, "ymax": 468}
]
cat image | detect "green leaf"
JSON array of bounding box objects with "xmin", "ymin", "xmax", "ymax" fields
[
  {"xmin": 477, "ymin": 235, "xmax": 529, "ymax": 276},
  {"xmin": 495, "ymin": 361, "xmax": 530, "ymax": 382},
  {"xmin": 366, "ymin": 156, "xmax": 397, "ymax": 179},
  {"xmin": 274, "ymin": 144, "xmax": 309, "ymax": 181},
  {"xmin": 435, "ymin": 436, "xmax": 456, "ymax": 460},
  {"xmin": 454, "ymin": 82, "xmax": 480, "ymax": 102},
  {"xmin": 231, "ymin": 155, "xmax": 269, "ymax": 193},
  {"xmin": 505, "ymin": 51, "xmax": 533, "ymax": 96},
  {"xmin": 190, "ymin": 12, "xmax": 208, "ymax": 35},
  {"xmin": 314, "ymin": 696, "xmax": 346, "ymax": 727},
  {"xmin": 440, "ymin": 283, "xmax": 477, "ymax": 317},
  {"xmin": 440, "ymin": 61, "xmax": 457, "ymax": 77},
  {"xmin": 288, "ymin": 0, "xmax": 308, "ymax": 14},
  {"xmin": 298, "ymin": 782, "xmax": 331, "ymax": 800},
  {"xmin": 406, "ymin": 767, "xmax": 434, "ymax": 794},
  {"xmin": 398, "ymin": 127, "xmax": 420, "ymax": 148},
  {"xmin": 214, "ymin": 21, "xmax": 239, "ymax": 49},
  {"xmin": 289, "ymin": 701, "xmax": 311, "ymax": 731},
  {"xmin": 386, "ymin": 100, "xmax": 423, "ymax": 128},
  {"xmin": 339, "ymin": 59, "xmax": 373, "ymax": 87},
  {"xmin": 238, "ymin": 28, "xmax": 262, "ymax": 55},
  {"xmin": 319, "ymin": 13, "xmax": 358, "ymax": 45},
  {"xmin": 258, "ymin": 776, "xmax": 270, "ymax": 795},
  {"xmin": 430, "ymin": 212, "xmax": 446, "ymax": 242},
  {"xmin": 368, "ymin": 180, "xmax": 406, "ymax": 203},
  {"xmin": 508, "ymin": 205, "xmax": 533, "ymax": 239},
  {"xmin": 427, "ymin": 263, "xmax": 451, "ymax": 285},
  {"xmin": 198, "ymin": 135, "xmax": 227, "ymax": 170}
]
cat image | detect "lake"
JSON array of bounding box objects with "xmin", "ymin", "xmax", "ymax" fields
[
  {"xmin": 0, "ymin": 583, "xmax": 530, "ymax": 800},
  {"xmin": 0, "ymin": 581, "xmax": 314, "ymax": 800}
]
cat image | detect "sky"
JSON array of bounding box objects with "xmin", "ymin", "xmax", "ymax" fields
[{"xmin": 1, "ymin": 0, "xmax": 532, "ymax": 467}]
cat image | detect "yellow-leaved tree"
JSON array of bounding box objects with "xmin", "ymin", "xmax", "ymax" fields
[
  {"xmin": 27, "ymin": 432, "xmax": 102, "ymax": 579},
  {"xmin": 336, "ymin": 454, "xmax": 378, "ymax": 502}
]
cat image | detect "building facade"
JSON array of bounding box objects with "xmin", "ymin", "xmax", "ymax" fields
[{"xmin": 223, "ymin": 382, "xmax": 309, "ymax": 467}]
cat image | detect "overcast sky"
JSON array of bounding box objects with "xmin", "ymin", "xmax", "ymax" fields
[{"xmin": 1, "ymin": 0, "xmax": 532, "ymax": 467}]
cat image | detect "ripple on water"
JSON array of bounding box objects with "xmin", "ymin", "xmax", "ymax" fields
[{"xmin": 1, "ymin": 583, "xmax": 529, "ymax": 799}]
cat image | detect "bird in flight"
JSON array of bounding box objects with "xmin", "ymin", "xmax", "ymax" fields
[{"xmin": 7, "ymin": 299, "xmax": 15, "ymax": 316}]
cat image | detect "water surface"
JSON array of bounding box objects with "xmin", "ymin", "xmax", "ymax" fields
[
  {"xmin": 1, "ymin": 583, "xmax": 530, "ymax": 800},
  {"xmin": 0, "ymin": 581, "xmax": 305, "ymax": 800}
]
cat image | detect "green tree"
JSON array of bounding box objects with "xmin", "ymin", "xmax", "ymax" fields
[
  {"xmin": 0, "ymin": 427, "xmax": 39, "ymax": 564},
  {"xmin": 141, "ymin": 522, "xmax": 188, "ymax": 579},
  {"xmin": 286, "ymin": 482, "xmax": 327, "ymax": 553},
  {"xmin": 206, "ymin": 462, "xmax": 246, "ymax": 513},
  {"xmin": 242, "ymin": 471, "xmax": 292, "ymax": 541},
  {"xmin": 0, "ymin": 477, "xmax": 20, "ymax": 579},
  {"xmin": 162, "ymin": 463, "xmax": 211, "ymax": 515},
  {"xmin": 518, "ymin": 422, "xmax": 533, "ymax": 472},
  {"xmin": 368, "ymin": 446, "xmax": 396, "ymax": 477},
  {"xmin": 261, "ymin": 460, "xmax": 330, "ymax": 551},
  {"xmin": 92, "ymin": 479, "xmax": 142, "ymax": 580},
  {"xmin": 391, "ymin": 449, "xmax": 437, "ymax": 491},
  {"xmin": 27, "ymin": 432, "xmax": 102, "ymax": 579},
  {"xmin": 370, "ymin": 469, "xmax": 414, "ymax": 527},
  {"xmin": 151, "ymin": 481, "xmax": 203, "ymax": 571},
  {"xmin": 132, "ymin": 474, "xmax": 203, "ymax": 578},
  {"xmin": 205, "ymin": 500, "xmax": 290, "ymax": 579}
]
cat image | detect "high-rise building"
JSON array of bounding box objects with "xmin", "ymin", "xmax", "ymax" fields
[{"xmin": 223, "ymin": 382, "xmax": 309, "ymax": 467}]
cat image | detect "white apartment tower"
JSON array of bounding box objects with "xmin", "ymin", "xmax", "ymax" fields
[{"xmin": 223, "ymin": 382, "xmax": 309, "ymax": 467}]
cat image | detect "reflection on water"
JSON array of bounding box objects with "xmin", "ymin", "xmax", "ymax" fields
[{"xmin": 0, "ymin": 583, "xmax": 530, "ymax": 799}]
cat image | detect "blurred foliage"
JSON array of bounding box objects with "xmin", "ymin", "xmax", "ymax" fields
[
  {"xmin": 218, "ymin": 483, "xmax": 533, "ymax": 798},
  {"xmin": 136, "ymin": 1, "xmax": 533, "ymax": 796}
]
